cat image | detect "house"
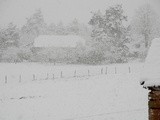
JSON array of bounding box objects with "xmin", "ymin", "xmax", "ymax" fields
[
  {"xmin": 33, "ymin": 35, "xmax": 86, "ymax": 48},
  {"xmin": 32, "ymin": 35, "xmax": 86, "ymax": 63}
]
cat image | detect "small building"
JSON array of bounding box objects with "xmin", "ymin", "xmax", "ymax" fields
[
  {"xmin": 33, "ymin": 35, "xmax": 86, "ymax": 48},
  {"xmin": 140, "ymin": 38, "xmax": 160, "ymax": 120},
  {"xmin": 32, "ymin": 35, "xmax": 86, "ymax": 63}
]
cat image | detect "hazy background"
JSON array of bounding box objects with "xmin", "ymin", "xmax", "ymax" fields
[
  {"xmin": 0, "ymin": 0, "xmax": 152, "ymax": 27},
  {"xmin": 0, "ymin": 0, "xmax": 160, "ymax": 64}
]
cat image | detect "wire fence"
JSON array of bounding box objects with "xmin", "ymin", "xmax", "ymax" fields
[{"xmin": 1, "ymin": 66, "xmax": 138, "ymax": 85}]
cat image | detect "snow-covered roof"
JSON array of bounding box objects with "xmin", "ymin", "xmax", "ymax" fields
[
  {"xmin": 140, "ymin": 38, "xmax": 160, "ymax": 87},
  {"xmin": 34, "ymin": 35, "xmax": 85, "ymax": 48}
]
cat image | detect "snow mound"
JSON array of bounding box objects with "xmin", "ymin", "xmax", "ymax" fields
[{"xmin": 140, "ymin": 38, "xmax": 160, "ymax": 87}]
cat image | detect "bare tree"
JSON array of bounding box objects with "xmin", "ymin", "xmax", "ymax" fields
[{"xmin": 131, "ymin": 4, "xmax": 160, "ymax": 48}]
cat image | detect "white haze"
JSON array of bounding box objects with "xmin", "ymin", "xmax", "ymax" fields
[{"xmin": 0, "ymin": 0, "xmax": 150, "ymax": 27}]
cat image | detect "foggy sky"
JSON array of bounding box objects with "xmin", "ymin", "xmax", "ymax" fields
[{"xmin": 0, "ymin": 0, "xmax": 154, "ymax": 27}]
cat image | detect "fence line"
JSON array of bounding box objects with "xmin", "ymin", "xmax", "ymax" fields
[{"xmin": 2, "ymin": 66, "xmax": 133, "ymax": 84}]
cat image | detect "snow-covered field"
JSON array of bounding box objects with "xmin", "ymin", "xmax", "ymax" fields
[{"xmin": 0, "ymin": 63, "xmax": 148, "ymax": 120}]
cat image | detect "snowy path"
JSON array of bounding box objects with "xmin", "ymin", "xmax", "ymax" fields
[{"xmin": 0, "ymin": 72, "xmax": 148, "ymax": 120}]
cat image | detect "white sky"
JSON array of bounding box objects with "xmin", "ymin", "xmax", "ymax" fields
[{"xmin": 0, "ymin": 0, "xmax": 157, "ymax": 27}]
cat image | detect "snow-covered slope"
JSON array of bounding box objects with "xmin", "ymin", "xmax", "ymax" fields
[
  {"xmin": 0, "ymin": 65, "xmax": 148, "ymax": 120},
  {"xmin": 140, "ymin": 38, "xmax": 160, "ymax": 87}
]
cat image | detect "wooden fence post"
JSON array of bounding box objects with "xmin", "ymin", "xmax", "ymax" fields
[
  {"xmin": 5, "ymin": 75, "xmax": 7, "ymax": 84},
  {"xmin": 19, "ymin": 75, "xmax": 21, "ymax": 83},
  {"xmin": 129, "ymin": 67, "xmax": 131, "ymax": 73},
  {"xmin": 33, "ymin": 74, "xmax": 35, "ymax": 81},
  {"xmin": 53, "ymin": 74, "xmax": 54, "ymax": 80},
  {"xmin": 88, "ymin": 70, "xmax": 90, "ymax": 76},
  {"xmin": 74, "ymin": 70, "xmax": 76, "ymax": 77},
  {"xmin": 61, "ymin": 71, "xmax": 63, "ymax": 78},
  {"xmin": 115, "ymin": 67, "xmax": 117, "ymax": 74},
  {"xmin": 105, "ymin": 67, "xmax": 108, "ymax": 74},
  {"xmin": 101, "ymin": 68, "xmax": 103, "ymax": 74}
]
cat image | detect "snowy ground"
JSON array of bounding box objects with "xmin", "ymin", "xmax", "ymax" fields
[{"xmin": 0, "ymin": 63, "xmax": 148, "ymax": 120}]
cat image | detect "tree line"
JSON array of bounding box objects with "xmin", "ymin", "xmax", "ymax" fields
[{"xmin": 0, "ymin": 4, "xmax": 160, "ymax": 64}]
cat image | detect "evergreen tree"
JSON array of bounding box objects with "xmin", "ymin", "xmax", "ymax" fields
[
  {"xmin": 20, "ymin": 9, "xmax": 47, "ymax": 45},
  {"xmin": 89, "ymin": 5, "xmax": 129, "ymax": 63},
  {"xmin": 0, "ymin": 23, "xmax": 19, "ymax": 49}
]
